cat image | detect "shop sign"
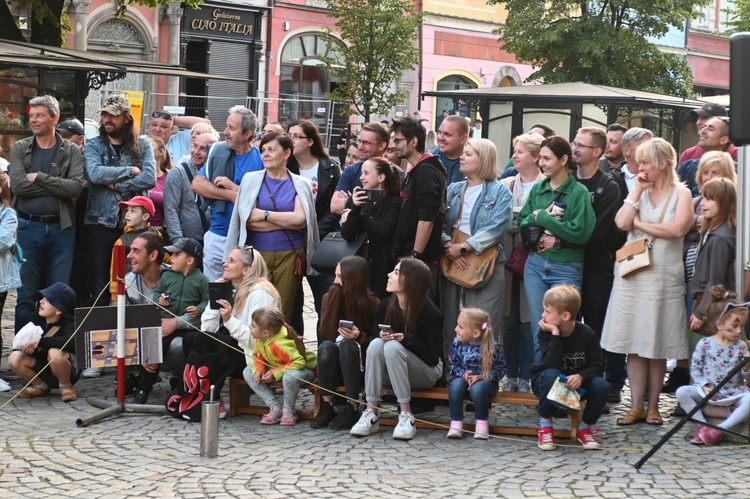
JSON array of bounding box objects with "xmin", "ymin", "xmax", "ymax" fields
[{"xmin": 185, "ymin": 6, "xmax": 258, "ymax": 39}]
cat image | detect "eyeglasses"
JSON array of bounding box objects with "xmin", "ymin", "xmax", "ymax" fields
[
  {"xmin": 358, "ymin": 139, "xmax": 377, "ymax": 147},
  {"xmin": 720, "ymin": 301, "xmax": 750, "ymax": 320},
  {"xmin": 151, "ymin": 111, "xmax": 172, "ymax": 120},
  {"xmin": 571, "ymin": 141, "xmax": 597, "ymax": 149},
  {"xmin": 290, "ymin": 134, "xmax": 309, "ymax": 141},
  {"xmin": 391, "ymin": 137, "xmax": 407, "ymax": 145},
  {"xmin": 240, "ymin": 245, "xmax": 255, "ymax": 266}
]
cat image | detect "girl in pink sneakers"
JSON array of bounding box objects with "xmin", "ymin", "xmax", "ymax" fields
[
  {"xmin": 676, "ymin": 286, "xmax": 750, "ymax": 446},
  {"xmin": 447, "ymin": 308, "xmax": 504, "ymax": 439}
]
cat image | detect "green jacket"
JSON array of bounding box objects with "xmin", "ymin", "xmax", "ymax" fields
[
  {"xmin": 518, "ymin": 174, "xmax": 595, "ymax": 262},
  {"xmin": 153, "ymin": 267, "xmax": 209, "ymax": 329}
]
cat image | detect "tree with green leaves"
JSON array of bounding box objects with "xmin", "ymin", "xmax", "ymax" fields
[
  {"xmin": 491, "ymin": 0, "xmax": 711, "ymax": 97},
  {"xmin": 0, "ymin": 0, "xmax": 203, "ymax": 47},
  {"xmin": 723, "ymin": 0, "xmax": 749, "ymax": 33},
  {"xmin": 322, "ymin": 0, "xmax": 423, "ymax": 121}
]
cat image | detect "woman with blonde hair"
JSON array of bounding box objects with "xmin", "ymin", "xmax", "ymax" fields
[
  {"xmin": 498, "ymin": 132, "xmax": 546, "ymax": 393},
  {"xmin": 602, "ymin": 138, "xmax": 693, "ymax": 426},
  {"xmin": 440, "ymin": 138, "xmax": 513, "ymax": 364}
]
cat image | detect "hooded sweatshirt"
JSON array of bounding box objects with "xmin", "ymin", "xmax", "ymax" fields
[{"xmin": 687, "ymin": 221, "xmax": 736, "ymax": 320}]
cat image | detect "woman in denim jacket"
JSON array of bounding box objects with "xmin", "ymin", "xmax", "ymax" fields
[
  {"xmin": 440, "ymin": 138, "xmax": 513, "ymax": 360},
  {"xmin": 1, "ymin": 171, "xmax": 22, "ymax": 387}
]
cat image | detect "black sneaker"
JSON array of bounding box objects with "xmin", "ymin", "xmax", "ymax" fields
[
  {"xmin": 329, "ymin": 404, "xmax": 361, "ymax": 431},
  {"xmin": 114, "ymin": 372, "xmax": 141, "ymax": 397},
  {"xmin": 607, "ymin": 386, "xmax": 622, "ymax": 404},
  {"xmin": 132, "ymin": 390, "xmax": 150, "ymax": 405},
  {"xmin": 310, "ymin": 401, "xmax": 337, "ymax": 429},
  {"xmin": 662, "ymin": 368, "xmax": 690, "ymax": 394},
  {"xmin": 601, "ymin": 404, "xmax": 610, "ymax": 415}
]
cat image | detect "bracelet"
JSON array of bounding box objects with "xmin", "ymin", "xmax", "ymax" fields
[{"xmin": 623, "ymin": 198, "xmax": 639, "ymax": 210}]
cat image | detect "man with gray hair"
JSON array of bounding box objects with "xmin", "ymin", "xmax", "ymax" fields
[
  {"xmin": 609, "ymin": 127, "xmax": 653, "ymax": 202},
  {"xmin": 9, "ymin": 95, "xmax": 84, "ymax": 332},
  {"xmin": 191, "ymin": 106, "xmax": 263, "ymax": 280}
]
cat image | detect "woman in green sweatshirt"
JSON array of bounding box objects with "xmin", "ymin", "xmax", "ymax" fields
[{"xmin": 518, "ymin": 136, "xmax": 595, "ymax": 363}]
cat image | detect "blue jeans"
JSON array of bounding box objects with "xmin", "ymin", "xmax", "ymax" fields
[
  {"xmin": 524, "ymin": 253, "xmax": 583, "ymax": 363},
  {"xmin": 503, "ymin": 274, "xmax": 533, "ymax": 380},
  {"xmin": 448, "ymin": 377, "xmax": 499, "ymax": 421},
  {"xmin": 15, "ymin": 219, "xmax": 75, "ymax": 332},
  {"xmin": 531, "ymin": 368, "xmax": 609, "ymax": 426}
]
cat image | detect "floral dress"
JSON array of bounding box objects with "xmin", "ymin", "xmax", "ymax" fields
[{"xmin": 690, "ymin": 337, "xmax": 750, "ymax": 406}]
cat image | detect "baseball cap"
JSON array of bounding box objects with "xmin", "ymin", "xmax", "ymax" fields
[
  {"xmin": 164, "ymin": 237, "xmax": 203, "ymax": 259},
  {"xmin": 100, "ymin": 95, "xmax": 132, "ymax": 116},
  {"xmin": 119, "ymin": 196, "xmax": 155, "ymax": 216},
  {"xmin": 39, "ymin": 282, "xmax": 77, "ymax": 317},
  {"xmin": 56, "ymin": 119, "xmax": 85, "ymax": 137},
  {"xmin": 690, "ymin": 102, "xmax": 727, "ymax": 118}
]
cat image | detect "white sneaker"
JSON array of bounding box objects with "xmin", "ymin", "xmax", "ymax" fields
[
  {"xmin": 0, "ymin": 379, "xmax": 11, "ymax": 392},
  {"xmin": 82, "ymin": 367, "xmax": 104, "ymax": 378},
  {"xmin": 350, "ymin": 408, "xmax": 380, "ymax": 437},
  {"xmin": 393, "ymin": 411, "xmax": 417, "ymax": 440}
]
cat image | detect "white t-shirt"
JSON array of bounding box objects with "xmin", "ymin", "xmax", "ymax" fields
[
  {"xmin": 299, "ymin": 162, "xmax": 319, "ymax": 201},
  {"xmin": 623, "ymin": 167, "xmax": 638, "ymax": 193},
  {"xmin": 458, "ymin": 184, "xmax": 483, "ymax": 234}
]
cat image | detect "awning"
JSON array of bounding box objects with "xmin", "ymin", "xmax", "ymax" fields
[{"xmin": 0, "ymin": 40, "xmax": 252, "ymax": 82}]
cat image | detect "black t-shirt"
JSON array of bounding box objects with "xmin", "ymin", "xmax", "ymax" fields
[
  {"xmin": 576, "ymin": 170, "xmax": 622, "ymax": 274},
  {"xmin": 15, "ymin": 142, "xmax": 59, "ymax": 215}
]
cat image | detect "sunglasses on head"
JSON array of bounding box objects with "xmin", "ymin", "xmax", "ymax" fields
[
  {"xmin": 152, "ymin": 111, "xmax": 172, "ymax": 120},
  {"xmin": 240, "ymin": 245, "xmax": 255, "ymax": 266}
]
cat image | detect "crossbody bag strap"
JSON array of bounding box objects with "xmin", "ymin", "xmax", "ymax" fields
[{"xmin": 262, "ymin": 175, "xmax": 298, "ymax": 250}]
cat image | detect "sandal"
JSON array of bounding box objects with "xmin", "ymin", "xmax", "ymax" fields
[
  {"xmin": 646, "ymin": 410, "xmax": 663, "ymax": 425},
  {"xmin": 616, "ymin": 410, "xmax": 647, "ymax": 426}
]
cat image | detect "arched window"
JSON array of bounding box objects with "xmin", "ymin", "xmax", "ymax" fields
[
  {"xmin": 280, "ymin": 32, "xmax": 345, "ymax": 97},
  {"xmin": 436, "ymin": 74, "xmax": 478, "ymax": 118}
]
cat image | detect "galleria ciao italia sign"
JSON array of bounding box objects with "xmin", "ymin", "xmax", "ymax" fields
[{"xmin": 184, "ymin": 5, "xmax": 259, "ymax": 39}]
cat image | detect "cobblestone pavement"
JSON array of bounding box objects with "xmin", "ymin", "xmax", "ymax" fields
[{"xmin": 1, "ymin": 289, "xmax": 747, "ymax": 498}]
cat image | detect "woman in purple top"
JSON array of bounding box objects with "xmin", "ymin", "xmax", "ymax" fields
[
  {"xmin": 147, "ymin": 136, "xmax": 172, "ymax": 228},
  {"xmin": 224, "ymin": 133, "xmax": 319, "ymax": 323}
]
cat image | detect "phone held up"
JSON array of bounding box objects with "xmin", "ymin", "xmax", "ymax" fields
[
  {"xmin": 360, "ymin": 188, "xmax": 384, "ymax": 203},
  {"xmin": 208, "ymin": 281, "xmax": 234, "ymax": 309},
  {"xmin": 339, "ymin": 319, "xmax": 354, "ymax": 329}
]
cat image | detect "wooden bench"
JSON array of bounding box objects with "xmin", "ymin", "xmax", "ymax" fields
[
  {"xmin": 228, "ymin": 378, "xmax": 320, "ymax": 419},
  {"xmin": 322, "ymin": 386, "xmax": 580, "ymax": 441}
]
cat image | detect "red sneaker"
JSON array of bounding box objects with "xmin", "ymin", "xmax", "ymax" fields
[
  {"xmin": 691, "ymin": 425, "xmax": 708, "ymax": 445},
  {"xmin": 537, "ymin": 426, "xmax": 556, "ymax": 451},
  {"xmin": 700, "ymin": 427, "xmax": 724, "ymax": 446},
  {"xmin": 577, "ymin": 427, "xmax": 601, "ymax": 450}
]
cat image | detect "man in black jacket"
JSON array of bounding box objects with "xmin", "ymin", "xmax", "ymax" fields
[
  {"xmin": 572, "ymin": 127, "xmax": 626, "ymax": 406},
  {"xmin": 390, "ymin": 117, "xmax": 447, "ymax": 302}
]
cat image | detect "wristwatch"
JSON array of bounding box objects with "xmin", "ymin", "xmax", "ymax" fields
[
  {"xmin": 264, "ymin": 210, "xmax": 270, "ymax": 221},
  {"xmin": 459, "ymin": 245, "xmax": 468, "ymax": 255},
  {"xmin": 553, "ymin": 238, "xmax": 561, "ymax": 250}
]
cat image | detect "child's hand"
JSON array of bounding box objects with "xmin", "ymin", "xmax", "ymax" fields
[
  {"xmin": 262, "ymin": 371, "xmax": 275, "ymax": 383},
  {"xmin": 702, "ymin": 385, "xmax": 715, "ymax": 399},
  {"xmin": 22, "ymin": 343, "xmax": 37, "ymax": 355},
  {"xmin": 253, "ymin": 371, "xmax": 263, "ymax": 384},
  {"xmin": 186, "ymin": 306, "xmax": 197, "ymax": 317},
  {"xmin": 538, "ymin": 318, "xmax": 560, "ymax": 336},
  {"xmin": 158, "ymin": 296, "xmax": 170, "ymax": 307},
  {"xmin": 566, "ymin": 374, "xmax": 582, "ymax": 390}
]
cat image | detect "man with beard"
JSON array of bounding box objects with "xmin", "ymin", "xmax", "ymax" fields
[{"xmin": 83, "ymin": 94, "xmax": 156, "ymax": 346}]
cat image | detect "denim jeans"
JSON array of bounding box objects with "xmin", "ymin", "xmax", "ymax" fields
[
  {"xmin": 448, "ymin": 377, "xmax": 499, "ymax": 421},
  {"xmin": 242, "ymin": 366, "xmax": 315, "ymax": 410},
  {"xmin": 524, "ymin": 253, "xmax": 583, "ymax": 363},
  {"xmin": 531, "ymin": 368, "xmax": 609, "ymax": 426},
  {"xmin": 15, "ymin": 219, "xmax": 76, "ymax": 332},
  {"xmin": 503, "ymin": 274, "xmax": 533, "ymax": 380}
]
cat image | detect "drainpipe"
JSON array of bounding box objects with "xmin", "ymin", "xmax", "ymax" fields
[{"xmin": 417, "ymin": 0, "xmax": 423, "ymax": 111}]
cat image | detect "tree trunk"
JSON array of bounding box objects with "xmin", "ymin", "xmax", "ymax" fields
[
  {"xmin": 30, "ymin": 0, "xmax": 65, "ymax": 47},
  {"xmin": 0, "ymin": 1, "xmax": 26, "ymax": 42}
]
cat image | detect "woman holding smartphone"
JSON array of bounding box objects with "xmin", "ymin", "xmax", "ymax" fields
[
  {"xmin": 350, "ymin": 258, "xmax": 443, "ymax": 441},
  {"xmin": 182, "ymin": 245, "xmax": 281, "ymax": 414},
  {"xmin": 311, "ymin": 256, "xmax": 379, "ymax": 430},
  {"xmin": 340, "ymin": 157, "xmax": 401, "ymax": 298}
]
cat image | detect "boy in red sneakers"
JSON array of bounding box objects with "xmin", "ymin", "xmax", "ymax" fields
[{"xmin": 531, "ymin": 285, "xmax": 608, "ymax": 450}]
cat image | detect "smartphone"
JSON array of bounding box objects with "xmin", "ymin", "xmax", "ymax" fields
[
  {"xmin": 208, "ymin": 281, "xmax": 234, "ymax": 309},
  {"xmin": 378, "ymin": 324, "xmax": 392, "ymax": 333},
  {"xmin": 361, "ymin": 188, "xmax": 384, "ymax": 203},
  {"xmin": 339, "ymin": 320, "xmax": 354, "ymax": 329}
]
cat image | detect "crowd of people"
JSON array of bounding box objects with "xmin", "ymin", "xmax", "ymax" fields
[{"xmin": 1, "ymin": 95, "xmax": 749, "ymax": 450}]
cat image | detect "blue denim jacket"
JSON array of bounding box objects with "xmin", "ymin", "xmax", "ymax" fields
[
  {"xmin": 83, "ymin": 135, "xmax": 156, "ymax": 228},
  {"xmin": 0, "ymin": 205, "xmax": 22, "ymax": 293},
  {"xmin": 442, "ymin": 180, "xmax": 513, "ymax": 260}
]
